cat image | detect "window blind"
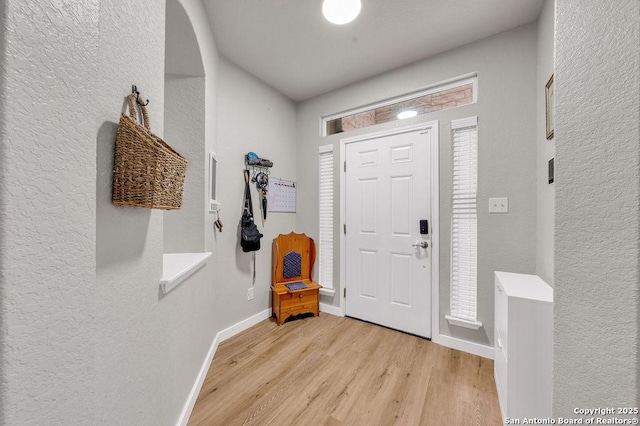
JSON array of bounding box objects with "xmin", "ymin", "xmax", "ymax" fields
[
  {"xmin": 448, "ymin": 117, "xmax": 479, "ymax": 325},
  {"xmin": 318, "ymin": 145, "xmax": 334, "ymax": 288}
]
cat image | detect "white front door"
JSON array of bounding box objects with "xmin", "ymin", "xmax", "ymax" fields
[{"xmin": 344, "ymin": 127, "xmax": 433, "ymax": 338}]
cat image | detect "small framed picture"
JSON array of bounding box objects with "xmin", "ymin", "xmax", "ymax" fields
[
  {"xmin": 548, "ymin": 158, "xmax": 554, "ymax": 184},
  {"xmin": 545, "ymin": 75, "xmax": 554, "ymax": 140}
]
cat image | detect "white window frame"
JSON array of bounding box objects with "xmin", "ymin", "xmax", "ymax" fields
[
  {"xmin": 446, "ymin": 116, "xmax": 482, "ymax": 330},
  {"xmin": 318, "ymin": 144, "xmax": 335, "ymax": 291},
  {"xmin": 320, "ymin": 73, "xmax": 478, "ymax": 137}
]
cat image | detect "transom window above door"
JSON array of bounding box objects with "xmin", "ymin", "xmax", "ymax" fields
[{"xmin": 322, "ymin": 74, "xmax": 476, "ymax": 136}]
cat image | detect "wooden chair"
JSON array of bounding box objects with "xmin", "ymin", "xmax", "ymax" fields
[{"xmin": 271, "ymin": 232, "xmax": 322, "ymax": 325}]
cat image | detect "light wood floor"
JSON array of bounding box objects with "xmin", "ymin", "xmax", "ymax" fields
[{"xmin": 188, "ymin": 314, "xmax": 502, "ymax": 426}]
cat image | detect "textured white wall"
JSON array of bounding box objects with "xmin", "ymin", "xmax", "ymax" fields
[
  {"xmin": 95, "ymin": 0, "xmax": 224, "ymax": 423},
  {"xmin": 0, "ymin": 0, "xmax": 227, "ymax": 424},
  {"xmin": 554, "ymin": 1, "xmax": 639, "ymax": 416},
  {"xmin": 166, "ymin": 0, "xmax": 205, "ymax": 78},
  {"xmin": 212, "ymin": 58, "xmax": 297, "ymax": 330},
  {"xmin": 163, "ymin": 77, "xmax": 206, "ymax": 253},
  {"xmin": 94, "ymin": 0, "xmax": 172, "ymax": 424},
  {"xmin": 177, "ymin": 0, "xmax": 219, "ymax": 259},
  {"xmin": 296, "ymin": 24, "xmax": 538, "ymax": 346},
  {"xmin": 0, "ymin": 1, "xmax": 100, "ymax": 424},
  {"xmin": 164, "ymin": 0, "xmax": 207, "ymax": 254},
  {"xmin": 536, "ymin": 0, "xmax": 555, "ymax": 286}
]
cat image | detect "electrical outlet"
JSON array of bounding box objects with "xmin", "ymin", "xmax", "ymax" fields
[
  {"xmin": 489, "ymin": 197, "xmax": 509, "ymax": 213},
  {"xmin": 247, "ymin": 287, "xmax": 254, "ymax": 301}
]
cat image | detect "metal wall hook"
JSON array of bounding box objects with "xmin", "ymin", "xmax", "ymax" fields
[{"xmin": 131, "ymin": 84, "xmax": 149, "ymax": 106}]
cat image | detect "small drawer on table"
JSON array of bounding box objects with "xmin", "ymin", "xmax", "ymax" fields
[{"xmin": 280, "ymin": 290, "xmax": 317, "ymax": 309}]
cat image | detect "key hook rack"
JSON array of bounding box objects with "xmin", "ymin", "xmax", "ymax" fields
[{"xmin": 244, "ymin": 153, "xmax": 273, "ymax": 177}]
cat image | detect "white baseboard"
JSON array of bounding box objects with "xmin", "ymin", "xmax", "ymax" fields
[
  {"xmin": 433, "ymin": 333, "xmax": 494, "ymax": 360},
  {"xmin": 218, "ymin": 309, "xmax": 271, "ymax": 342},
  {"xmin": 320, "ymin": 302, "xmax": 343, "ymax": 317},
  {"xmin": 319, "ymin": 287, "xmax": 336, "ymax": 297},
  {"xmin": 176, "ymin": 309, "xmax": 271, "ymax": 426},
  {"xmin": 176, "ymin": 332, "xmax": 221, "ymax": 426}
]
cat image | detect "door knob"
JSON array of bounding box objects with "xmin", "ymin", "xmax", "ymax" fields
[{"xmin": 412, "ymin": 241, "xmax": 428, "ymax": 249}]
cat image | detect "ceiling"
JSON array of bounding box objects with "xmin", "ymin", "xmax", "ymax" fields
[{"xmin": 204, "ymin": 0, "xmax": 544, "ymax": 102}]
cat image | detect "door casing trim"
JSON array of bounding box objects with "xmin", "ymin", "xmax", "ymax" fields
[{"xmin": 339, "ymin": 121, "xmax": 439, "ymax": 340}]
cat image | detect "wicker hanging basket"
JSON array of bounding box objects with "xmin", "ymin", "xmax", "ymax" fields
[{"xmin": 112, "ymin": 93, "xmax": 187, "ymax": 210}]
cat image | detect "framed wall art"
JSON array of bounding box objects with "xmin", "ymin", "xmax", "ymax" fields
[{"xmin": 545, "ymin": 74, "xmax": 554, "ymax": 140}]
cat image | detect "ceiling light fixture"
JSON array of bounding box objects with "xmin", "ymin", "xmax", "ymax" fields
[
  {"xmin": 322, "ymin": 0, "xmax": 362, "ymax": 25},
  {"xmin": 397, "ymin": 110, "xmax": 418, "ymax": 120}
]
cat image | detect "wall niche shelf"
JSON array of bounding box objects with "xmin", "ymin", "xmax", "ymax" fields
[{"xmin": 160, "ymin": 252, "xmax": 212, "ymax": 294}]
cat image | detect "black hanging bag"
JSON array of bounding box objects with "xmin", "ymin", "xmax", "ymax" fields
[{"xmin": 240, "ymin": 170, "xmax": 263, "ymax": 252}]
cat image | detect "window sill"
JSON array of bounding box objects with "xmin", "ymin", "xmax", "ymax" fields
[
  {"xmin": 445, "ymin": 315, "xmax": 483, "ymax": 330},
  {"xmin": 160, "ymin": 252, "xmax": 212, "ymax": 294},
  {"xmin": 319, "ymin": 287, "xmax": 336, "ymax": 297}
]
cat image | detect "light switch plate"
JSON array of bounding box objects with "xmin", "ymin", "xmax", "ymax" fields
[{"xmin": 489, "ymin": 197, "xmax": 509, "ymax": 213}]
